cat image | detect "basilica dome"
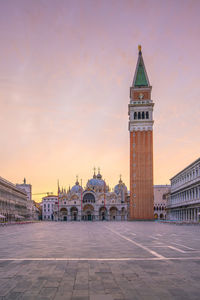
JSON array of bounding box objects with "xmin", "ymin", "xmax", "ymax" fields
[
  {"xmin": 71, "ymin": 179, "xmax": 83, "ymax": 193},
  {"xmin": 87, "ymin": 170, "xmax": 106, "ymax": 191},
  {"xmin": 114, "ymin": 177, "xmax": 127, "ymax": 195},
  {"xmin": 87, "ymin": 178, "xmax": 105, "ymax": 187}
]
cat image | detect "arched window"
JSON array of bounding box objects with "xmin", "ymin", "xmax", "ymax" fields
[
  {"xmin": 138, "ymin": 112, "xmax": 141, "ymax": 119},
  {"xmin": 134, "ymin": 112, "xmax": 137, "ymax": 119},
  {"xmin": 142, "ymin": 112, "xmax": 145, "ymax": 119},
  {"xmin": 146, "ymin": 111, "xmax": 149, "ymax": 119},
  {"xmin": 83, "ymin": 193, "xmax": 95, "ymax": 203}
]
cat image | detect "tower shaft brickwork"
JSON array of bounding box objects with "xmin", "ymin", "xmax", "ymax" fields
[{"xmin": 128, "ymin": 46, "xmax": 154, "ymax": 220}]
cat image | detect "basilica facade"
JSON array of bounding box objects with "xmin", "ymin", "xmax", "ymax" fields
[{"xmin": 52, "ymin": 170, "xmax": 128, "ymax": 221}]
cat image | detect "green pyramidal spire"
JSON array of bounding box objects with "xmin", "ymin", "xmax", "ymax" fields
[{"xmin": 133, "ymin": 45, "xmax": 149, "ymax": 87}]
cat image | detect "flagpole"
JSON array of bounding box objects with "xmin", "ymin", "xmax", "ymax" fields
[
  {"xmin": 104, "ymin": 180, "xmax": 106, "ymax": 209},
  {"xmin": 81, "ymin": 178, "xmax": 83, "ymax": 221},
  {"xmin": 57, "ymin": 180, "xmax": 60, "ymax": 221}
]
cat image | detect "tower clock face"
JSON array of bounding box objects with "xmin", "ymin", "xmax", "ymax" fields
[{"xmin": 139, "ymin": 93, "xmax": 144, "ymax": 99}]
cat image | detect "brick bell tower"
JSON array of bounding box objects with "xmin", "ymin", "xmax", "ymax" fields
[{"xmin": 128, "ymin": 45, "xmax": 154, "ymax": 220}]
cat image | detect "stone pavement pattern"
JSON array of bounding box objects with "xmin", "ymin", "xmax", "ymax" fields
[{"xmin": 0, "ymin": 222, "xmax": 200, "ymax": 300}]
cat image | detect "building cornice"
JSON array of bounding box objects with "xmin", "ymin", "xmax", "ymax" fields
[{"xmin": 170, "ymin": 157, "xmax": 200, "ymax": 181}]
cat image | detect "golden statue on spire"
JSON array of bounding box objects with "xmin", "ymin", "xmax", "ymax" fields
[{"xmin": 138, "ymin": 45, "xmax": 142, "ymax": 52}]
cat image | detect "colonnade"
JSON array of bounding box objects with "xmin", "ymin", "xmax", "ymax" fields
[
  {"xmin": 168, "ymin": 207, "xmax": 200, "ymax": 222},
  {"xmin": 170, "ymin": 186, "xmax": 200, "ymax": 205}
]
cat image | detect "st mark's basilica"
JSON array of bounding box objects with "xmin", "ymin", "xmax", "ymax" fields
[{"xmin": 52, "ymin": 169, "xmax": 128, "ymax": 221}]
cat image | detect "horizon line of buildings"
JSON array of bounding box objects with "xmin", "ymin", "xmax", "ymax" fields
[
  {"xmin": 0, "ymin": 156, "xmax": 199, "ymax": 223},
  {"xmin": 41, "ymin": 182, "xmax": 170, "ymax": 222},
  {"xmin": 40, "ymin": 157, "xmax": 200, "ymax": 222}
]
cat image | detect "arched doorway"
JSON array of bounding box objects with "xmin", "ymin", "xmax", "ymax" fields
[
  {"xmin": 160, "ymin": 213, "xmax": 164, "ymax": 220},
  {"xmin": 70, "ymin": 207, "xmax": 78, "ymax": 221},
  {"xmin": 99, "ymin": 207, "xmax": 107, "ymax": 221},
  {"xmin": 60, "ymin": 208, "xmax": 68, "ymax": 221},
  {"xmin": 154, "ymin": 213, "xmax": 158, "ymax": 219},
  {"xmin": 110, "ymin": 207, "xmax": 118, "ymax": 221},
  {"xmin": 121, "ymin": 207, "xmax": 126, "ymax": 221},
  {"xmin": 83, "ymin": 204, "xmax": 94, "ymax": 221}
]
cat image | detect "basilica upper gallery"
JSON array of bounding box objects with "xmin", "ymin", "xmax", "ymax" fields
[{"xmin": 52, "ymin": 170, "xmax": 128, "ymax": 221}]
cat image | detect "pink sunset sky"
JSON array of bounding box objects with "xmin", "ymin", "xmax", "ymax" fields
[{"xmin": 0, "ymin": 0, "xmax": 200, "ymax": 202}]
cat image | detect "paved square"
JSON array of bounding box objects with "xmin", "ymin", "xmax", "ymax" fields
[{"xmin": 0, "ymin": 222, "xmax": 200, "ymax": 299}]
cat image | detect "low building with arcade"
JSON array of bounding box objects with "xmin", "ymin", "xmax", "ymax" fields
[
  {"xmin": 154, "ymin": 185, "xmax": 171, "ymax": 220},
  {"xmin": 166, "ymin": 157, "xmax": 200, "ymax": 222},
  {"xmin": 53, "ymin": 170, "xmax": 128, "ymax": 221}
]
